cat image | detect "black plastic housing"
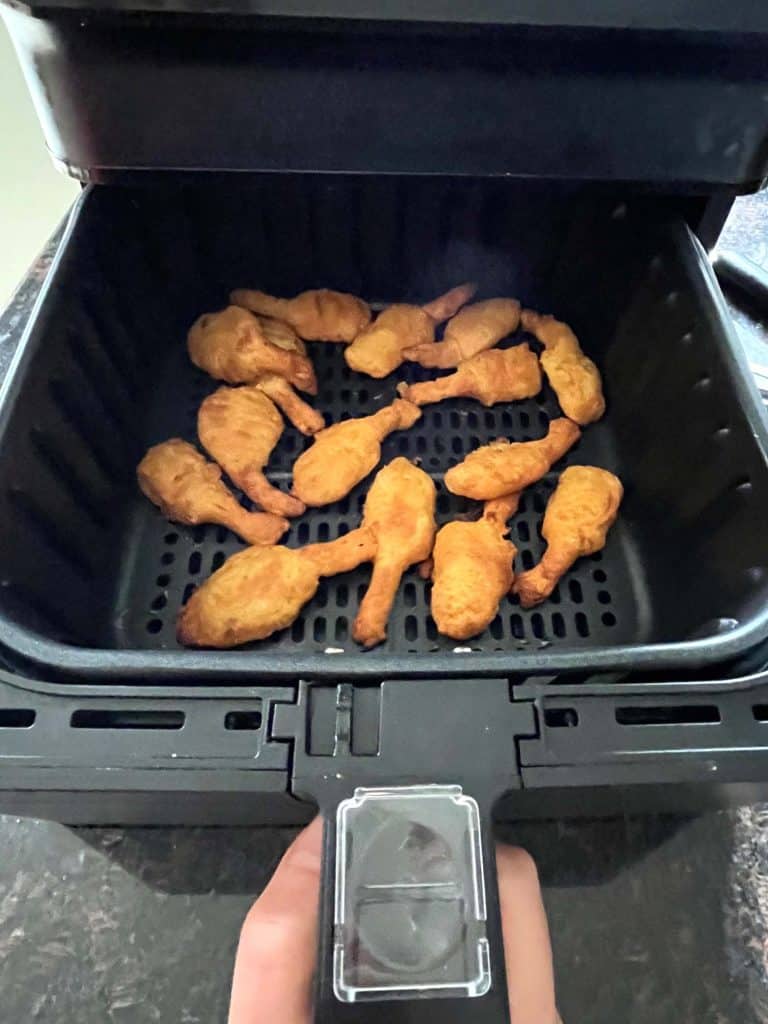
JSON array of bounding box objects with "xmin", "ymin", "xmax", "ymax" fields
[
  {"xmin": 4, "ymin": 4, "xmax": 768, "ymax": 188},
  {"xmin": 0, "ymin": 177, "xmax": 767, "ymax": 682}
]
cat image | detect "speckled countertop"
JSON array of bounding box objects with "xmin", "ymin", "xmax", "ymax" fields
[{"xmin": 1, "ymin": 197, "xmax": 768, "ymax": 1024}]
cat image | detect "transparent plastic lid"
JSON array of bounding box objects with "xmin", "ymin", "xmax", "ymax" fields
[{"xmin": 333, "ymin": 784, "xmax": 491, "ymax": 1003}]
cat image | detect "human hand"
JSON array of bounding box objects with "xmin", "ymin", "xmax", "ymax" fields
[{"xmin": 228, "ymin": 817, "xmax": 559, "ymax": 1024}]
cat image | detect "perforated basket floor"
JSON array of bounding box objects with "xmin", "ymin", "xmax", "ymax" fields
[{"xmin": 120, "ymin": 337, "xmax": 643, "ymax": 657}]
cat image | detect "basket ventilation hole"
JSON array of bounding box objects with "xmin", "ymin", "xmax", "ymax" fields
[
  {"xmin": 732, "ymin": 477, "xmax": 753, "ymax": 496},
  {"xmin": 574, "ymin": 612, "xmax": 589, "ymax": 638}
]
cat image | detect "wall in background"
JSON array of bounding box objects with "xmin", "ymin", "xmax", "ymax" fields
[{"xmin": 0, "ymin": 24, "xmax": 79, "ymax": 305}]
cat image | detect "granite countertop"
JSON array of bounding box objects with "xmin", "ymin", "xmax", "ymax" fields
[{"xmin": 0, "ymin": 196, "xmax": 768, "ymax": 1024}]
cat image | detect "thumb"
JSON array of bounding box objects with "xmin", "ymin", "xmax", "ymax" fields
[
  {"xmin": 229, "ymin": 816, "xmax": 323, "ymax": 1024},
  {"xmin": 496, "ymin": 844, "xmax": 559, "ymax": 1024}
]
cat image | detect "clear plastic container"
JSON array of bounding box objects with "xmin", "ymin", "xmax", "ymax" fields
[{"xmin": 334, "ymin": 784, "xmax": 491, "ymax": 1003}]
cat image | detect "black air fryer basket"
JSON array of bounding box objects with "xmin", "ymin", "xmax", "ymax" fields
[
  {"xmin": 4, "ymin": 4, "xmax": 768, "ymax": 1021},
  {"xmin": 1, "ymin": 179, "xmax": 767, "ymax": 681}
]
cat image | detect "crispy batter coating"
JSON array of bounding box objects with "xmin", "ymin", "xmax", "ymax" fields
[
  {"xmin": 352, "ymin": 458, "xmax": 437, "ymax": 648},
  {"xmin": 230, "ymin": 288, "xmax": 371, "ymax": 342},
  {"xmin": 430, "ymin": 494, "xmax": 519, "ymax": 641},
  {"xmin": 445, "ymin": 418, "xmax": 581, "ymax": 500},
  {"xmin": 177, "ymin": 529, "xmax": 375, "ymax": 648},
  {"xmin": 421, "ymin": 282, "xmax": 478, "ymax": 322},
  {"xmin": 253, "ymin": 374, "xmax": 325, "ymax": 436},
  {"xmin": 258, "ymin": 316, "xmax": 307, "ymax": 355},
  {"xmin": 291, "ymin": 398, "xmax": 422, "ymax": 507},
  {"xmin": 346, "ymin": 304, "xmax": 434, "ymax": 378},
  {"xmin": 187, "ymin": 306, "xmax": 317, "ymax": 394},
  {"xmin": 514, "ymin": 466, "xmax": 623, "ymax": 607},
  {"xmin": 137, "ymin": 439, "xmax": 288, "ymax": 546},
  {"xmin": 521, "ymin": 309, "xmax": 605, "ymax": 425},
  {"xmin": 400, "ymin": 344, "xmax": 541, "ymax": 407},
  {"xmin": 197, "ymin": 385, "xmax": 305, "ymax": 518},
  {"xmin": 483, "ymin": 491, "xmax": 523, "ymax": 525},
  {"xmin": 344, "ymin": 283, "xmax": 476, "ymax": 379},
  {"xmin": 403, "ymin": 298, "xmax": 521, "ymax": 369},
  {"xmin": 177, "ymin": 459, "xmax": 435, "ymax": 650}
]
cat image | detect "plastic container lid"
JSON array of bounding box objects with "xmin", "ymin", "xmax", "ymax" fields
[{"xmin": 334, "ymin": 784, "xmax": 491, "ymax": 1003}]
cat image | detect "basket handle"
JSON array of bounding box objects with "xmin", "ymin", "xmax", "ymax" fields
[{"xmin": 313, "ymin": 787, "xmax": 510, "ymax": 1024}]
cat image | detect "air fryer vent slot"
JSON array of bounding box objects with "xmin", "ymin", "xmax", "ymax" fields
[
  {"xmin": 615, "ymin": 705, "xmax": 721, "ymax": 726},
  {"xmin": 70, "ymin": 709, "xmax": 185, "ymax": 730},
  {"xmin": 0, "ymin": 709, "xmax": 36, "ymax": 728}
]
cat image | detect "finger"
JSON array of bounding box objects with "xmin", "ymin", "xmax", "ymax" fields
[
  {"xmin": 496, "ymin": 844, "xmax": 559, "ymax": 1024},
  {"xmin": 229, "ymin": 816, "xmax": 323, "ymax": 1024}
]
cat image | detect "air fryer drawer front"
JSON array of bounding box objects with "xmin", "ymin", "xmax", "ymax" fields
[{"xmin": 0, "ymin": 178, "xmax": 767, "ymax": 681}]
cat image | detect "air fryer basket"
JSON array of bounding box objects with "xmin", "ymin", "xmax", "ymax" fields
[{"xmin": 0, "ymin": 176, "xmax": 767, "ymax": 682}]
